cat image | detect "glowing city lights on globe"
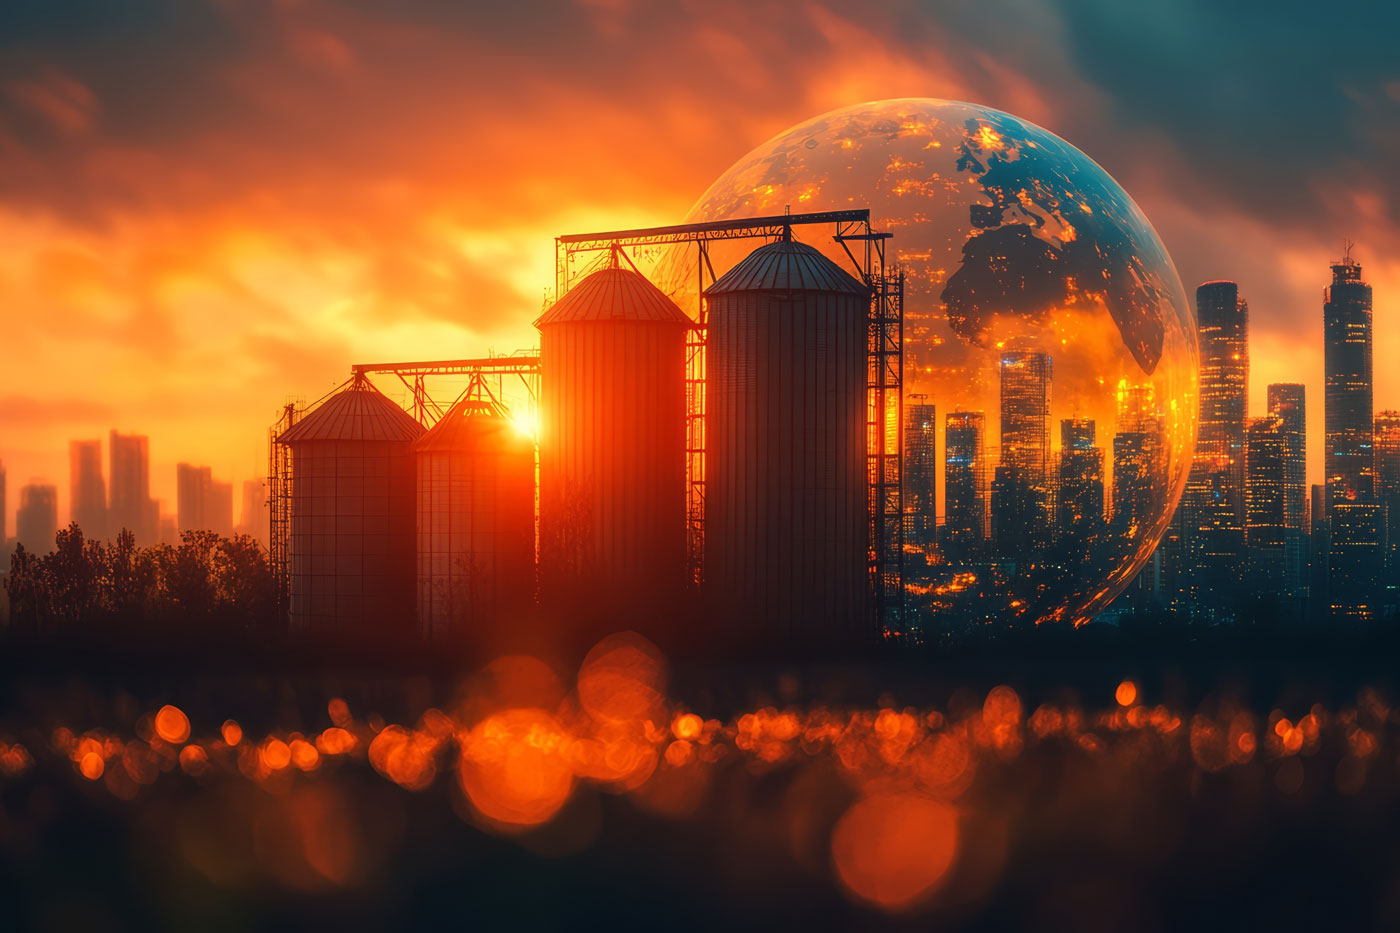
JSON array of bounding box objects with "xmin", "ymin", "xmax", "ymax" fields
[{"xmin": 655, "ymin": 99, "xmax": 1197, "ymax": 631}]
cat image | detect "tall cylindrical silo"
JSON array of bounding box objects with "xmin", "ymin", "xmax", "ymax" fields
[
  {"xmin": 536, "ymin": 262, "xmax": 690, "ymax": 630},
  {"xmin": 704, "ymin": 238, "xmax": 871, "ymax": 644},
  {"xmin": 415, "ymin": 393, "xmax": 536, "ymax": 644},
  {"xmin": 279, "ymin": 374, "xmax": 423, "ymax": 636}
]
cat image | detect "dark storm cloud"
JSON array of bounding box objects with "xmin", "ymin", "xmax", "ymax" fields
[
  {"xmin": 4, "ymin": 0, "xmax": 1397, "ymax": 232},
  {"xmin": 1044, "ymin": 0, "xmax": 1400, "ymax": 227}
]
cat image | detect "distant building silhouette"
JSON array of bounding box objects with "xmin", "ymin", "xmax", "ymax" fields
[
  {"xmin": 1055, "ymin": 418, "xmax": 1103, "ymax": 542},
  {"xmin": 903, "ymin": 396, "xmax": 937, "ymax": 551},
  {"xmin": 1116, "ymin": 382, "xmax": 1170, "ymax": 611},
  {"xmin": 1309, "ymin": 483, "xmax": 1328, "ymax": 621},
  {"xmin": 209, "ymin": 480, "xmax": 234, "ymax": 538},
  {"xmin": 944, "ymin": 412, "xmax": 987, "ymax": 559},
  {"xmin": 1245, "ymin": 415, "xmax": 1288, "ymax": 603},
  {"xmin": 69, "ymin": 439, "xmax": 107, "ymax": 542},
  {"xmin": 237, "ymin": 478, "xmax": 270, "ymax": 546},
  {"xmin": 177, "ymin": 463, "xmax": 213, "ymax": 534},
  {"xmin": 1267, "ymin": 384, "xmax": 1308, "ymax": 601},
  {"xmin": 0, "ymin": 459, "xmax": 7, "ymax": 548},
  {"xmin": 176, "ymin": 464, "xmax": 235, "ymax": 537},
  {"xmin": 1112, "ymin": 432, "xmax": 1155, "ymax": 536},
  {"xmin": 109, "ymin": 431, "xmax": 157, "ymax": 545},
  {"xmin": 159, "ymin": 512, "xmax": 178, "ymax": 546},
  {"xmin": 16, "ymin": 483, "xmax": 57, "ymax": 552},
  {"xmin": 1375, "ymin": 411, "xmax": 1400, "ymax": 615}
]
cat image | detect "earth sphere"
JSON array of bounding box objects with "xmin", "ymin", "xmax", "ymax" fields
[{"xmin": 651, "ymin": 98, "xmax": 1196, "ymax": 632}]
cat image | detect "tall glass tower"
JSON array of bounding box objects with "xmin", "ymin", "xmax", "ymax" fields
[
  {"xmin": 1267, "ymin": 384, "xmax": 1307, "ymax": 601},
  {"xmin": 994, "ymin": 349, "xmax": 1051, "ymax": 556},
  {"xmin": 944, "ymin": 412, "xmax": 987, "ymax": 559},
  {"xmin": 1056, "ymin": 418, "xmax": 1103, "ymax": 543},
  {"xmin": 1182, "ymin": 281, "xmax": 1248, "ymax": 617},
  {"xmin": 903, "ymin": 396, "xmax": 937, "ymax": 551},
  {"xmin": 1245, "ymin": 415, "xmax": 1287, "ymax": 600},
  {"xmin": 1323, "ymin": 247, "xmax": 1379, "ymax": 619},
  {"xmin": 1374, "ymin": 411, "xmax": 1400, "ymax": 615},
  {"xmin": 1324, "ymin": 246, "xmax": 1374, "ymax": 501}
]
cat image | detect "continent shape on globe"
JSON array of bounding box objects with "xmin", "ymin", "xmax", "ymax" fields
[{"xmin": 651, "ymin": 99, "xmax": 1196, "ymax": 630}]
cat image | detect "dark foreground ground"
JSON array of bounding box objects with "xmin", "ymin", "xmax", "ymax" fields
[{"xmin": 3, "ymin": 622, "xmax": 1400, "ymax": 931}]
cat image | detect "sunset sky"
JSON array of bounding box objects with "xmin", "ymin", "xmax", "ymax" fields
[{"xmin": 1, "ymin": 0, "xmax": 1398, "ymax": 530}]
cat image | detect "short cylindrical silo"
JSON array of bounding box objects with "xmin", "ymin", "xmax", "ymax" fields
[
  {"xmin": 704, "ymin": 238, "xmax": 871, "ymax": 643},
  {"xmin": 415, "ymin": 393, "xmax": 536, "ymax": 643},
  {"xmin": 536, "ymin": 263, "xmax": 690, "ymax": 625},
  {"xmin": 279, "ymin": 375, "xmax": 423, "ymax": 635}
]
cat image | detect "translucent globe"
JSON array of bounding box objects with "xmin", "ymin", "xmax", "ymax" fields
[{"xmin": 652, "ymin": 99, "xmax": 1196, "ymax": 633}]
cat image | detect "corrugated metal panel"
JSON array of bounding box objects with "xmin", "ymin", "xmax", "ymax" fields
[
  {"xmin": 705, "ymin": 246, "xmax": 869, "ymax": 641},
  {"xmin": 706, "ymin": 240, "xmax": 869, "ymax": 297},
  {"xmin": 535, "ymin": 267, "xmax": 693, "ymax": 327},
  {"xmin": 285, "ymin": 438, "xmax": 417, "ymax": 634},
  {"xmin": 415, "ymin": 396, "xmax": 535, "ymax": 642},
  {"xmin": 537, "ymin": 271, "xmax": 688, "ymax": 619},
  {"xmin": 280, "ymin": 377, "xmax": 425, "ymax": 444}
]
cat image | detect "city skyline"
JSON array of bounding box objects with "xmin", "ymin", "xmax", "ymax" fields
[
  {"xmin": 1, "ymin": 4, "xmax": 1397, "ymax": 525},
  {"xmin": 1, "ymin": 430, "xmax": 265, "ymax": 551},
  {"xmin": 5, "ymin": 256, "xmax": 1394, "ymax": 578}
]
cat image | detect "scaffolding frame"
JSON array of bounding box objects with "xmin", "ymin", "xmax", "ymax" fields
[
  {"xmin": 556, "ymin": 210, "xmax": 904, "ymax": 630},
  {"xmin": 268, "ymin": 355, "xmax": 541, "ymax": 604},
  {"xmin": 268, "ymin": 401, "xmax": 298, "ymax": 606}
]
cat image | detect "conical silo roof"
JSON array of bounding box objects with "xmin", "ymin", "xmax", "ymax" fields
[
  {"xmin": 415, "ymin": 395, "xmax": 522, "ymax": 452},
  {"xmin": 705, "ymin": 239, "xmax": 869, "ymax": 296},
  {"xmin": 279, "ymin": 375, "xmax": 424, "ymax": 444},
  {"xmin": 535, "ymin": 267, "xmax": 691, "ymax": 328}
]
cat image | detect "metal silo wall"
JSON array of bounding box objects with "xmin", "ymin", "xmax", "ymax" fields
[
  {"xmin": 416, "ymin": 431, "xmax": 535, "ymax": 641},
  {"xmin": 538, "ymin": 321, "xmax": 687, "ymax": 606},
  {"xmin": 706, "ymin": 290, "xmax": 868, "ymax": 639},
  {"xmin": 288, "ymin": 439, "xmax": 416, "ymax": 633}
]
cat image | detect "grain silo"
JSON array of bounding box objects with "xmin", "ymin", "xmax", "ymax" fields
[
  {"xmin": 704, "ymin": 237, "xmax": 871, "ymax": 643},
  {"xmin": 536, "ymin": 258, "xmax": 690, "ymax": 627},
  {"xmin": 415, "ymin": 388, "xmax": 535, "ymax": 643},
  {"xmin": 279, "ymin": 374, "xmax": 422, "ymax": 635}
]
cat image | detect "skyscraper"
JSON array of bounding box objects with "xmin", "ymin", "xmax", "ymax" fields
[
  {"xmin": 1373, "ymin": 411, "xmax": 1400, "ymax": 614},
  {"xmin": 1309, "ymin": 483, "xmax": 1328, "ymax": 621},
  {"xmin": 1245, "ymin": 415, "xmax": 1287, "ymax": 601},
  {"xmin": 69, "ymin": 439, "xmax": 107, "ymax": 541},
  {"xmin": 1181, "ymin": 281, "xmax": 1249, "ymax": 617},
  {"xmin": 1056, "ymin": 418, "xmax": 1104, "ymax": 542},
  {"xmin": 995, "ymin": 349, "xmax": 1051, "ymax": 554},
  {"xmin": 177, "ymin": 463, "xmax": 213, "ymax": 533},
  {"xmin": 903, "ymin": 396, "xmax": 937, "ymax": 551},
  {"xmin": 109, "ymin": 431, "xmax": 156, "ymax": 545},
  {"xmin": 1329, "ymin": 500, "xmax": 1383, "ymax": 621},
  {"xmin": 1116, "ymin": 381, "xmax": 1170, "ymax": 610},
  {"xmin": 1267, "ymin": 384, "xmax": 1308, "ymax": 600},
  {"xmin": 1323, "ymin": 248, "xmax": 1378, "ymax": 619},
  {"xmin": 16, "ymin": 484, "xmax": 58, "ymax": 552},
  {"xmin": 999, "ymin": 349, "xmax": 1052, "ymax": 482},
  {"xmin": 1112, "ymin": 432, "xmax": 1154, "ymax": 536},
  {"xmin": 1324, "ymin": 246, "xmax": 1374, "ymax": 502},
  {"xmin": 1194, "ymin": 281, "xmax": 1249, "ymax": 501},
  {"xmin": 945, "ymin": 412, "xmax": 987, "ymax": 560},
  {"xmin": 0, "ymin": 459, "xmax": 7, "ymax": 547}
]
